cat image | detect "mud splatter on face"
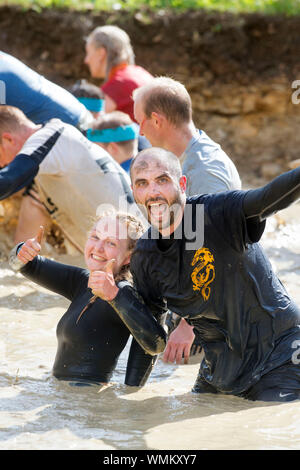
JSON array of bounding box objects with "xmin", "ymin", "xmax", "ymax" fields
[{"xmin": 132, "ymin": 154, "xmax": 169, "ymax": 178}]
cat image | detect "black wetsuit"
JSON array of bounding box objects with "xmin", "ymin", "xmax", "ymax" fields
[
  {"xmin": 111, "ymin": 167, "xmax": 300, "ymax": 401},
  {"xmin": 18, "ymin": 256, "xmax": 166, "ymax": 386},
  {"xmin": 0, "ymin": 129, "xmax": 63, "ymax": 198}
]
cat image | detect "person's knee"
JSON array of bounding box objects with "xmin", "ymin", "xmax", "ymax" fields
[{"xmin": 15, "ymin": 195, "xmax": 51, "ymax": 244}]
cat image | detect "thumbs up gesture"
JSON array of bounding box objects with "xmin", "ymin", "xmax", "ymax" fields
[
  {"xmin": 17, "ymin": 226, "xmax": 44, "ymax": 265},
  {"xmin": 88, "ymin": 259, "xmax": 119, "ymax": 301}
]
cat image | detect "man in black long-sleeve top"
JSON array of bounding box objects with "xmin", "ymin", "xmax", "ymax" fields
[{"xmin": 92, "ymin": 147, "xmax": 300, "ymax": 402}]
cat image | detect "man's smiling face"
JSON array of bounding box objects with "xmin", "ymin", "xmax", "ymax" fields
[{"xmin": 131, "ymin": 152, "xmax": 186, "ymax": 235}]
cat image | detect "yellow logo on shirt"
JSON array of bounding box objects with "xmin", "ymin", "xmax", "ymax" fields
[{"xmin": 191, "ymin": 248, "xmax": 215, "ymax": 301}]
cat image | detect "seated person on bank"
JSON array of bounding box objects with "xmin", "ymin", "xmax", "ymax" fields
[
  {"xmin": 9, "ymin": 212, "xmax": 166, "ymax": 386},
  {"xmin": 87, "ymin": 111, "xmax": 139, "ymax": 174}
]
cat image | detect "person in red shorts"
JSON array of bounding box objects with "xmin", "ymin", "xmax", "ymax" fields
[{"xmin": 84, "ymin": 25, "xmax": 153, "ymax": 123}]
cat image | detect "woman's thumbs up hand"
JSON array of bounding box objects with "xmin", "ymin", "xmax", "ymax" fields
[{"xmin": 17, "ymin": 226, "xmax": 44, "ymax": 265}]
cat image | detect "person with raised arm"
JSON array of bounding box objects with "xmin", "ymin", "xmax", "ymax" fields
[
  {"xmin": 10, "ymin": 212, "xmax": 167, "ymax": 387},
  {"xmin": 92, "ymin": 147, "xmax": 300, "ymax": 402}
]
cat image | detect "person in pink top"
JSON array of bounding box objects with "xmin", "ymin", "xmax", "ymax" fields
[{"xmin": 84, "ymin": 25, "xmax": 153, "ymax": 122}]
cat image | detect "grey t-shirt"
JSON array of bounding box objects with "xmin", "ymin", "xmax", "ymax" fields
[{"xmin": 180, "ymin": 130, "xmax": 241, "ymax": 196}]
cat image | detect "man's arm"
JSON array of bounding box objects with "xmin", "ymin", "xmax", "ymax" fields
[
  {"xmin": 243, "ymin": 166, "xmax": 300, "ymax": 222},
  {"xmin": 168, "ymin": 167, "xmax": 300, "ymax": 363},
  {"xmin": 88, "ymin": 261, "xmax": 167, "ymax": 356},
  {"xmin": 109, "ymin": 281, "xmax": 167, "ymax": 356},
  {"xmin": 0, "ymin": 128, "xmax": 63, "ymax": 200},
  {"xmin": 162, "ymin": 318, "xmax": 196, "ymax": 365},
  {"xmin": 0, "ymin": 155, "xmax": 39, "ymax": 200},
  {"xmin": 241, "ymin": 166, "xmax": 300, "ymax": 243}
]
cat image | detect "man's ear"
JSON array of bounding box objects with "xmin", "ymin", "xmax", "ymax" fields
[
  {"xmin": 151, "ymin": 111, "xmax": 164, "ymax": 128},
  {"xmin": 106, "ymin": 141, "xmax": 119, "ymax": 158},
  {"xmin": 1, "ymin": 132, "xmax": 13, "ymax": 146},
  {"xmin": 104, "ymin": 94, "xmax": 117, "ymax": 113},
  {"xmin": 107, "ymin": 141, "xmax": 118, "ymax": 152},
  {"xmin": 97, "ymin": 46, "xmax": 107, "ymax": 61}
]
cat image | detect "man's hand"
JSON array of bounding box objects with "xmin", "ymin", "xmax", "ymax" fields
[
  {"xmin": 17, "ymin": 226, "xmax": 44, "ymax": 265},
  {"xmin": 163, "ymin": 318, "xmax": 195, "ymax": 364},
  {"xmin": 88, "ymin": 259, "xmax": 119, "ymax": 301}
]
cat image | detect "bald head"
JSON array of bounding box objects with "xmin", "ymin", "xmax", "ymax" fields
[{"xmin": 130, "ymin": 147, "xmax": 182, "ymax": 182}]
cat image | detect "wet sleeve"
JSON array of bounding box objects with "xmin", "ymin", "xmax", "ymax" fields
[
  {"xmin": 205, "ymin": 191, "xmax": 249, "ymax": 251},
  {"xmin": 243, "ymin": 167, "xmax": 300, "ymax": 221},
  {"xmin": 0, "ymin": 128, "xmax": 62, "ymax": 200},
  {"xmin": 109, "ymin": 281, "xmax": 167, "ymax": 356},
  {"xmin": 20, "ymin": 256, "xmax": 87, "ymax": 301},
  {"xmin": 243, "ymin": 166, "xmax": 300, "ymax": 242},
  {"xmin": 125, "ymin": 337, "xmax": 158, "ymax": 386},
  {"xmin": 131, "ymin": 248, "xmax": 168, "ymax": 318}
]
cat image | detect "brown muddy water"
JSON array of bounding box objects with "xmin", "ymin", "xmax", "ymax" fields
[{"xmin": 0, "ymin": 204, "xmax": 299, "ymax": 450}]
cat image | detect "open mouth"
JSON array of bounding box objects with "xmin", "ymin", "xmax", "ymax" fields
[
  {"xmin": 91, "ymin": 254, "xmax": 106, "ymax": 262},
  {"xmin": 147, "ymin": 201, "xmax": 169, "ymax": 221}
]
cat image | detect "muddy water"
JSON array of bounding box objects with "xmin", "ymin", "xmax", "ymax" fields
[{"xmin": 0, "ymin": 204, "xmax": 300, "ymax": 450}]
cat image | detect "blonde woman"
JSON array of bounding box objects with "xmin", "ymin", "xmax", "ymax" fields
[{"xmin": 10, "ymin": 212, "xmax": 166, "ymax": 387}]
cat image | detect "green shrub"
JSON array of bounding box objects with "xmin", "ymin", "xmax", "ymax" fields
[{"xmin": 0, "ymin": 0, "xmax": 300, "ymax": 15}]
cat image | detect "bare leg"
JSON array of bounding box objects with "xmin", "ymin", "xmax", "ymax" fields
[{"xmin": 14, "ymin": 195, "xmax": 51, "ymax": 244}]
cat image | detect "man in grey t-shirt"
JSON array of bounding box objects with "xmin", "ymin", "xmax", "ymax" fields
[
  {"xmin": 133, "ymin": 76, "xmax": 241, "ymax": 197},
  {"xmin": 181, "ymin": 128, "xmax": 241, "ymax": 197},
  {"xmin": 133, "ymin": 76, "xmax": 241, "ymax": 363}
]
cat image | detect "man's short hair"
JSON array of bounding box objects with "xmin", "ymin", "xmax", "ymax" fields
[
  {"xmin": 92, "ymin": 111, "xmax": 138, "ymax": 154},
  {"xmin": 130, "ymin": 147, "xmax": 182, "ymax": 181},
  {"xmin": 0, "ymin": 105, "xmax": 29, "ymax": 143},
  {"xmin": 86, "ymin": 25, "xmax": 135, "ymax": 77},
  {"xmin": 133, "ymin": 76, "xmax": 192, "ymax": 127},
  {"xmin": 93, "ymin": 110, "xmax": 134, "ymax": 132}
]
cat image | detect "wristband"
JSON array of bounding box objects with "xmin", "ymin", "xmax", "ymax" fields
[{"xmin": 9, "ymin": 243, "xmax": 25, "ymax": 271}]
